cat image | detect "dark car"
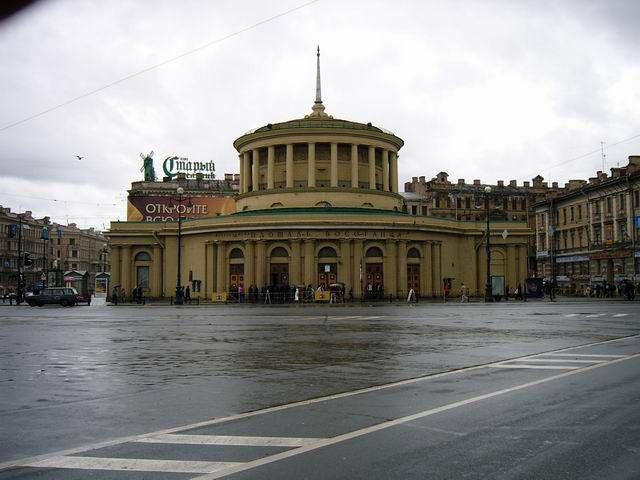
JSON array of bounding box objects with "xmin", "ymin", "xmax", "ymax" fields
[{"xmin": 26, "ymin": 287, "xmax": 79, "ymax": 307}]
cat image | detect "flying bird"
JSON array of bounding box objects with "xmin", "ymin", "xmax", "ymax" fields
[{"xmin": 76, "ymin": 155, "xmax": 84, "ymax": 160}]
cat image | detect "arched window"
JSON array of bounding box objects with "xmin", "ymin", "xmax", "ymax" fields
[
  {"xmin": 407, "ymin": 247, "xmax": 421, "ymax": 258},
  {"xmin": 134, "ymin": 251, "xmax": 151, "ymax": 261},
  {"xmin": 229, "ymin": 248, "xmax": 244, "ymax": 259},
  {"xmin": 315, "ymin": 201, "xmax": 332, "ymax": 208},
  {"xmin": 270, "ymin": 247, "xmax": 288, "ymax": 257},
  {"xmin": 366, "ymin": 246, "xmax": 383, "ymax": 257},
  {"xmin": 270, "ymin": 202, "xmax": 284, "ymax": 208},
  {"xmin": 362, "ymin": 202, "xmax": 374, "ymax": 208},
  {"xmin": 318, "ymin": 246, "xmax": 337, "ymax": 258}
]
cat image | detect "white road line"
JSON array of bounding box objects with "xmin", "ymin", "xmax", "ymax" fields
[
  {"xmin": 487, "ymin": 364, "xmax": 581, "ymax": 370},
  {"xmin": 564, "ymin": 314, "xmax": 580, "ymax": 317},
  {"xmin": 543, "ymin": 353, "xmax": 627, "ymax": 358},
  {"xmin": 3, "ymin": 333, "xmax": 639, "ymax": 474},
  {"xmin": 136, "ymin": 434, "xmax": 323, "ymax": 447},
  {"xmin": 613, "ymin": 313, "xmax": 629, "ymax": 317},
  {"xmin": 586, "ymin": 314, "xmax": 606, "ymax": 318},
  {"xmin": 517, "ymin": 359, "xmax": 607, "ymax": 364},
  {"xmin": 24, "ymin": 456, "xmax": 241, "ymax": 474},
  {"xmin": 191, "ymin": 352, "xmax": 640, "ymax": 480},
  {"xmin": 361, "ymin": 316, "xmax": 384, "ymax": 320}
]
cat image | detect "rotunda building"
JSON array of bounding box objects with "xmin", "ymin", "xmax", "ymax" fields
[{"xmin": 107, "ymin": 51, "xmax": 531, "ymax": 301}]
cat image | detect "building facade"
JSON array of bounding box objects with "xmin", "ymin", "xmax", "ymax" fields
[
  {"xmin": 107, "ymin": 52, "xmax": 531, "ymax": 300},
  {"xmin": 534, "ymin": 156, "xmax": 640, "ymax": 293},
  {"xmin": 0, "ymin": 206, "xmax": 111, "ymax": 296}
]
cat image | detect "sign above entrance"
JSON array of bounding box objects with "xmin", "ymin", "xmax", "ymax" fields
[{"xmin": 163, "ymin": 156, "xmax": 216, "ymax": 180}]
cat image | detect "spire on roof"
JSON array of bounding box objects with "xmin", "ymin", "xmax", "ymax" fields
[{"xmin": 306, "ymin": 45, "xmax": 332, "ymax": 119}]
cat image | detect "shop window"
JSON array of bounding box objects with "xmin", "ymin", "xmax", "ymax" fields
[
  {"xmin": 136, "ymin": 266, "xmax": 149, "ymax": 288},
  {"xmin": 318, "ymin": 246, "xmax": 337, "ymax": 258},
  {"xmin": 411, "ymin": 206, "xmax": 417, "ymax": 215},
  {"xmin": 365, "ymin": 246, "xmax": 383, "ymax": 257},
  {"xmin": 229, "ymin": 248, "xmax": 244, "ymax": 259}
]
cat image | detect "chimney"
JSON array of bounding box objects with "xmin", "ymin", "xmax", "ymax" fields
[
  {"xmin": 412, "ymin": 176, "xmax": 418, "ymax": 183},
  {"xmin": 509, "ymin": 180, "xmax": 517, "ymax": 187},
  {"xmin": 404, "ymin": 182, "xmax": 413, "ymax": 192},
  {"xmin": 419, "ymin": 176, "xmax": 426, "ymax": 183},
  {"xmin": 497, "ymin": 180, "xmax": 504, "ymax": 187},
  {"xmin": 224, "ymin": 173, "xmax": 232, "ymax": 181},
  {"xmin": 523, "ymin": 181, "xmax": 530, "ymax": 188},
  {"xmin": 457, "ymin": 178, "xmax": 465, "ymax": 185},
  {"xmin": 233, "ymin": 174, "xmax": 240, "ymax": 181},
  {"xmin": 552, "ymin": 182, "xmax": 558, "ymax": 189},
  {"xmin": 473, "ymin": 179, "xmax": 481, "ymax": 186}
]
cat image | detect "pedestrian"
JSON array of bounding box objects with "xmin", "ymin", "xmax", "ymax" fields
[
  {"xmin": 460, "ymin": 282, "xmax": 469, "ymax": 303},
  {"xmin": 120, "ymin": 288, "xmax": 126, "ymax": 303},
  {"xmin": 185, "ymin": 285, "xmax": 191, "ymax": 304},
  {"xmin": 407, "ymin": 288, "xmax": 416, "ymax": 303}
]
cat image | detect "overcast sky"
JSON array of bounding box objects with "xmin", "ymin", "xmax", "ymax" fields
[{"xmin": 1, "ymin": 0, "xmax": 639, "ymax": 229}]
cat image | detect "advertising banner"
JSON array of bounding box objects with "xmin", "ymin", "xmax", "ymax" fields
[{"xmin": 127, "ymin": 196, "xmax": 236, "ymax": 221}]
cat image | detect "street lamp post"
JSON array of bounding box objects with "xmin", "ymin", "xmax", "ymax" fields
[
  {"xmin": 173, "ymin": 186, "xmax": 188, "ymax": 305},
  {"xmin": 484, "ymin": 186, "xmax": 493, "ymax": 303}
]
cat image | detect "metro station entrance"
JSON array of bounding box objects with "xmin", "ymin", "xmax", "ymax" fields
[{"xmin": 270, "ymin": 263, "xmax": 289, "ymax": 286}]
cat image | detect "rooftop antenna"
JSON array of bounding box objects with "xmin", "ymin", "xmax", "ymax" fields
[{"xmin": 600, "ymin": 141, "xmax": 606, "ymax": 171}]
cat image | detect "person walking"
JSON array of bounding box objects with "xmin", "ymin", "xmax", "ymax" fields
[
  {"xmin": 111, "ymin": 287, "xmax": 119, "ymax": 305},
  {"xmin": 460, "ymin": 282, "xmax": 469, "ymax": 303}
]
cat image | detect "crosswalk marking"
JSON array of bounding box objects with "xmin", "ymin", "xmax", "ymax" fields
[
  {"xmin": 613, "ymin": 313, "xmax": 629, "ymax": 317},
  {"xmin": 543, "ymin": 353, "xmax": 627, "ymax": 358},
  {"xmin": 517, "ymin": 358, "xmax": 607, "ymax": 364},
  {"xmin": 564, "ymin": 313, "xmax": 580, "ymax": 317},
  {"xmin": 488, "ymin": 364, "xmax": 581, "ymax": 370},
  {"xmin": 136, "ymin": 434, "xmax": 323, "ymax": 447},
  {"xmin": 24, "ymin": 456, "xmax": 241, "ymax": 474}
]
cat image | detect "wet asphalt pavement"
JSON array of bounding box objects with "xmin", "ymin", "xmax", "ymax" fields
[{"xmin": 1, "ymin": 301, "xmax": 639, "ymax": 478}]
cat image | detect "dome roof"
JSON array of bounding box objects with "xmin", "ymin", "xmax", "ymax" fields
[{"xmin": 245, "ymin": 117, "xmax": 396, "ymax": 136}]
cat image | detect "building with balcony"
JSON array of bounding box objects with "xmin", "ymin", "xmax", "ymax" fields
[{"xmin": 534, "ymin": 156, "xmax": 640, "ymax": 292}]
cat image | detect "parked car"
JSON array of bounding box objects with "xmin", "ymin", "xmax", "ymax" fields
[{"xmin": 26, "ymin": 287, "xmax": 79, "ymax": 307}]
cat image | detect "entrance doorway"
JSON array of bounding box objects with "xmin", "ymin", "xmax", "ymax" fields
[
  {"xmin": 317, "ymin": 263, "xmax": 337, "ymax": 289},
  {"xmin": 229, "ymin": 264, "xmax": 244, "ymax": 291},
  {"xmin": 407, "ymin": 264, "xmax": 420, "ymax": 295},
  {"xmin": 365, "ymin": 263, "xmax": 383, "ymax": 298},
  {"xmin": 270, "ymin": 263, "xmax": 289, "ymax": 286}
]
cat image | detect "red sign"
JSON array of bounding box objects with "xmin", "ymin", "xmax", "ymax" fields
[{"xmin": 127, "ymin": 196, "xmax": 236, "ymax": 222}]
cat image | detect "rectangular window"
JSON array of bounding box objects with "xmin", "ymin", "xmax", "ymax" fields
[
  {"xmin": 563, "ymin": 209, "xmax": 567, "ymax": 224},
  {"xmin": 634, "ymin": 190, "xmax": 639, "ymax": 207},
  {"xmin": 570, "ymin": 207, "xmax": 574, "ymax": 222},
  {"xmin": 511, "ymin": 199, "xmax": 517, "ymax": 210},
  {"xmin": 606, "ymin": 197, "xmax": 612, "ymax": 213},
  {"xmin": 620, "ymin": 194, "xmax": 626, "ymax": 210},
  {"xmin": 421, "ymin": 206, "xmax": 428, "ymax": 216},
  {"xmin": 71, "ymin": 250, "xmax": 78, "ymax": 257},
  {"xmin": 435, "ymin": 197, "xmax": 440, "ymax": 208},
  {"xmin": 456, "ymin": 197, "xmax": 461, "ymax": 209}
]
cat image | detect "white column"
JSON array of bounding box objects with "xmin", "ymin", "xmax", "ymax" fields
[
  {"xmin": 267, "ymin": 145, "xmax": 275, "ymax": 190},
  {"xmin": 390, "ymin": 151, "xmax": 398, "ymax": 193},
  {"xmin": 252, "ymin": 149, "xmax": 259, "ymax": 192},
  {"xmin": 238, "ymin": 155, "xmax": 244, "ymax": 194},
  {"xmin": 351, "ymin": 144, "xmax": 359, "ymax": 188},
  {"xmin": 382, "ymin": 150, "xmax": 389, "ymax": 192},
  {"xmin": 368, "ymin": 146, "xmax": 376, "ymax": 189},
  {"xmin": 308, "ymin": 143, "xmax": 316, "ymax": 188},
  {"xmin": 330, "ymin": 143, "xmax": 338, "ymax": 187},
  {"xmin": 626, "ymin": 191, "xmax": 633, "ymax": 241},
  {"xmin": 242, "ymin": 152, "xmax": 251, "ymax": 193},
  {"xmin": 286, "ymin": 144, "xmax": 294, "ymax": 188}
]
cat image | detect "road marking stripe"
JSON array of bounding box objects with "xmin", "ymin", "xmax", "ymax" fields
[
  {"xmin": 191, "ymin": 351, "xmax": 640, "ymax": 480},
  {"xmin": 586, "ymin": 314, "xmax": 606, "ymax": 318},
  {"xmin": 24, "ymin": 456, "xmax": 240, "ymax": 474},
  {"xmin": 613, "ymin": 313, "xmax": 629, "ymax": 317},
  {"xmin": 564, "ymin": 314, "xmax": 580, "ymax": 317},
  {"xmin": 3, "ymin": 333, "xmax": 639, "ymax": 473},
  {"xmin": 543, "ymin": 353, "xmax": 627, "ymax": 358},
  {"xmin": 516, "ymin": 358, "xmax": 607, "ymax": 364},
  {"xmin": 136, "ymin": 434, "xmax": 323, "ymax": 447},
  {"xmin": 487, "ymin": 364, "xmax": 581, "ymax": 370}
]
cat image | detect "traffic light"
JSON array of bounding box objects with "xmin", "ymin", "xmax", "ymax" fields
[
  {"xmin": 8, "ymin": 224, "xmax": 17, "ymax": 238},
  {"xmin": 24, "ymin": 253, "xmax": 33, "ymax": 267}
]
